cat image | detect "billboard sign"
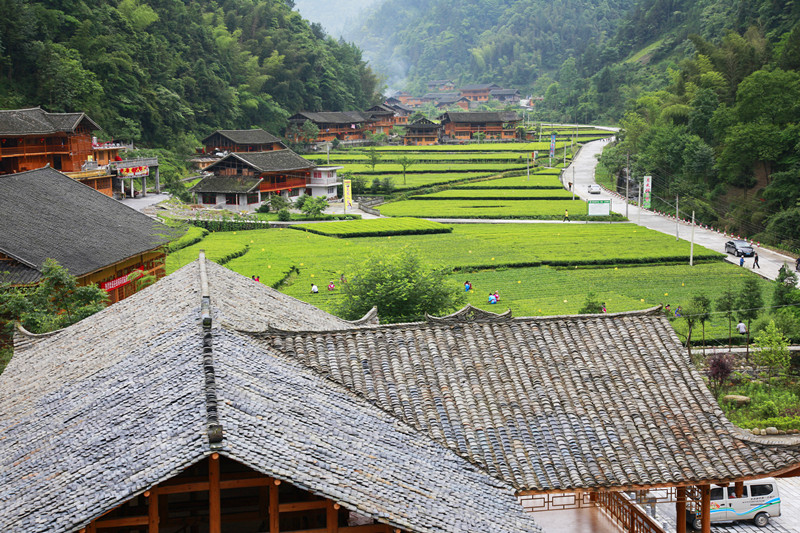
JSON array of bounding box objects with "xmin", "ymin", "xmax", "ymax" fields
[
  {"xmin": 588, "ymin": 199, "xmax": 611, "ymax": 217},
  {"xmin": 643, "ymin": 175, "xmax": 652, "ymax": 208}
]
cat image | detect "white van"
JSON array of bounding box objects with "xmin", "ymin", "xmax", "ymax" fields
[{"xmin": 688, "ymin": 478, "xmax": 781, "ymax": 529}]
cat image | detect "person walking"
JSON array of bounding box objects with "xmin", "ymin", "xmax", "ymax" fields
[
  {"xmin": 563, "ymin": 209, "xmax": 570, "ymax": 222},
  {"xmin": 752, "ymin": 252, "xmax": 760, "ymax": 269},
  {"xmin": 737, "ymin": 320, "xmax": 747, "ymax": 335}
]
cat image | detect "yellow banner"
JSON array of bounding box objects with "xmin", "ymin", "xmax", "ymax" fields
[{"xmin": 343, "ymin": 179, "xmax": 352, "ymax": 212}]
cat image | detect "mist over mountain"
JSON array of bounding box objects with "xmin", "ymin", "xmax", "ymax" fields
[{"xmin": 293, "ymin": 0, "xmax": 381, "ymax": 38}]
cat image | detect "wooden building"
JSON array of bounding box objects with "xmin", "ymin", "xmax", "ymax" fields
[
  {"xmin": 0, "ymin": 257, "xmax": 544, "ymax": 533},
  {"xmin": 382, "ymin": 98, "xmax": 413, "ymax": 122},
  {"xmin": 402, "ymin": 118, "xmax": 441, "ymax": 146},
  {"xmin": 0, "ymin": 167, "xmax": 167, "ymax": 304},
  {"xmin": 426, "ymin": 79, "xmax": 456, "ymax": 92},
  {"xmin": 490, "ymin": 88, "xmax": 521, "ymax": 103},
  {"xmin": 364, "ymin": 104, "xmax": 403, "ymax": 133},
  {"xmin": 201, "ymin": 129, "xmax": 286, "ymax": 154},
  {"xmin": 191, "ymin": 149, "xmax": 317, "ymax": 209},
  {"xmin": 438, "ymin": 111, "xmax": 520, "ymax": 140},
  {"xmin": 459, "ymin": 83, "xmax": 501, "ymax": 102},
  {"xmin": 287, "ymin": 111, "xmax": 372, "ymax": 142}
]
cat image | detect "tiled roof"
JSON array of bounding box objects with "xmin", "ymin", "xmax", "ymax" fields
[
  {"xmin": 289, "ymin": 111, "xmax": 372, "ymax": 125},
  {"xmin": 189, "ymin": 175, "xmax": 261, "ymax": 194},
  {"xmin": 439, "ymin": 111, "xmax": 520, "ymax": 123},
  {"xmin": 205, "ymin": 150, "xmax": 314, "ymax": 174},
  {"xmin": 0, "ymin": 260, "xmax": 542, "ymax": 533},
  {"xmin": 264, "ymin": 308, "xmax": 800, "ymax": 493},
  {"xmin": 460, "ymin": 83, "xmax": 501, "ymax": 91},
  {"xmin": 491, "ymin": 89, "xmax": 520, "ymax": 96},
  {"xmin": 0, "ymin": 167, "xmax": 168, "ymax": 282},
  {"xmin": 202, "ymin": 128, "xmax": 282, "ymax": 145},
  {"xmin": 0, "ymin": 107, "xmax": 100, "ymax": 135}
]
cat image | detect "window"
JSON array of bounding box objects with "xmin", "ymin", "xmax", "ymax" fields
[
  {"xmin": 225, "ymin": 194, "xmax": 238, "ymax": 205},
  {"xmin": 246, "ymin": 192, "xmax": 259, "ymax": 204},
  {"xmin": 750, "ymin": 484, "xmax": 773, "ymax": 497},
  {"xmin": 201, "ymin": 193, "xmax": 216, "ymax": 204},
  {"xmin": 710, "ymin": 488, "xmax": 724, "ymax": 501},
  {"xmin": 727, "ymin": 486, "xmax": 747, "ymax": 498}
]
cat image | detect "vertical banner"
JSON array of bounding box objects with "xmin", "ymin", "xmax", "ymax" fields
[
  {"xmin": 343, "ymin": 179, "xmax": 352, "ymax": 213},
  {"xmin": 549, "ymin": 133, "xmax": 556, "ymax": 159},
  {"xmin": 532, "ymin": 151, "xmax": 537, "ymax": 161},
  {"xmin": 643, "ymin": 175, "xmax": 652, "ymax": 209}
]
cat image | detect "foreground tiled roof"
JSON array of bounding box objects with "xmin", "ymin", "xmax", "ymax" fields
[
  {"xmin": 0, "ymin": 260, "xmax": 541, "ymax": 533},
  {"xmin": 0, "ymin": 107, "xmax": 100, "ymax": 135},
  {"xmin": 202, "ymin": 128, "xmax": 283, "ymax": 145},
  {"xmin": 206, "ymin": 150, "xmax": 314, "ymax": 174},
  {"xmin": 0, "ymin": 167, "xmax": 167, "ymax": 283},
  {"xmin": 261, "ymin": 307, "xmax": 800, "ymax": 493}
]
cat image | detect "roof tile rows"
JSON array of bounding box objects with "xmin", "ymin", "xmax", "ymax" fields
[
  {"xmin": 201, "ymin": 128, "xmax": 282, "ymax": 146},
  {"xmin": 0, "ymin": 107, "xmax": 99, "ymax": 135},
  {"xmin": 204, "ymin": 150, "xmax": 314, "ymax": 174}
]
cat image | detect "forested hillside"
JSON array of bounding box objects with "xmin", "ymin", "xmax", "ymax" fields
[{"xmin": 0, "ymin": 0, "xmax": 381, "ymax": 151}]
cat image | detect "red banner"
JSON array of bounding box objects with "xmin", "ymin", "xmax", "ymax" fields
[
  {"xmin": 119, "ymin": 165, "xmax": 149, "ymax": 177},
  {"xmin": 101, "ymin": 267, "xmax": 144, "ymax": 291}
]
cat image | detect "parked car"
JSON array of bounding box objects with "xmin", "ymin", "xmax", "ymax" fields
[
  {"xmin": 687, "ymin": 478, "xmax": 780, "ymax": 529},
  {"xmin": 588, "ymin": 184, "xmax": 601, "ymax": 194},
  {"xmin": 725, "ymin": 240, "xmax": 754, "ymax": 257}
]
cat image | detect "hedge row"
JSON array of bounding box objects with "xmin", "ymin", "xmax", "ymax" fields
[{"xmin": 290, "ymin": 217, "xmax": 453, "ymax": 238}]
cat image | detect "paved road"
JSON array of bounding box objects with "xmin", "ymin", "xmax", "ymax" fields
[{"xmin": 566, "ymin": 139, "xmax": 800, "ymax": 287}]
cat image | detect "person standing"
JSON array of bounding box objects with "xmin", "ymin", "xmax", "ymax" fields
[
  {"xmin": 739, "ymin": 256, "xmax": 745, "ymax": 267},
  {"xmin": 737, "ymin": 320, "xmax": 747, "ymax": 335},
  {"xmin": 752, "ymin": 252, "xmax": 760, "ymax": 269},
  {"xmin": 563, "ymin": 209, "xmax": 570, "ymax": 222},
  {"xmin": 796, "ymin": 256, "xmax": 800, "ymax": 271}
]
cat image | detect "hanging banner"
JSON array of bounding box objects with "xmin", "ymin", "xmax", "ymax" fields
[
  {"xmin": 343, "ymin": 179, "xmax": 352, "ymax": 210},
  {"xmin": 549, "ymin": 133, "xmax": 556, "ymax": 159},
  {"xmin": 643, "ymin": 175, "xmax": 652, "ymax": 209},
  {"xmin": 588, "ymin": 199, "xmax": 611, "ymax": 217},
  {"xmin": 101, "ymin": 267, "xmax": 144, "ymax": 292},
  {"xmin": 119, "ymin": 165, "xmax": 149, "ymax": 177}
]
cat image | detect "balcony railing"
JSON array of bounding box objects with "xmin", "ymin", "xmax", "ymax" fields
[{"xmin": 261, "ymin": 176, "xmax": 307, "ymax": 192}]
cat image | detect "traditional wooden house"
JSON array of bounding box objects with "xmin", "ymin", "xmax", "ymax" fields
[
  {"xmin": 0, "ymin": 167, "xmax": 167, "ymax": 304},
  {"xmin": 438, "ymin": 111, "xmax": 520, "ymax": 140},
  {"xmin": 490, "ymin": 88, "xmax": 521, "ymax": 103},
  {"xmin": 201, "ymin": 129, "xmax": 286, "ymax": 154},
  {"xmin": 431, "ymin": 94, "xmax": 471, "ymax": 110},
  {"xmin": 287, "ymin": 111, "xmax": 372, "ymax": 142},
  {"xmin": 426, "ymin": 79, "xmax": 456, "ymax": 92},
  {"xmin": 402, "ymin": 117, "xmax": 441, "ymax": 146},
  {"xmin": 0, "ymin": 257, "xmax": 544, "ymax": 533},
  {"xmin": 191, "ymin": 149, "xmax": 318, "ymax": 209},
  {"xmin": 364, "ymin": 104, "xmax": 403, "ymax": 133},
  {"xmin": 382, "ymin": 98, "xmax": 413, "ymax": 123},
  {"xmin": 459, "ymin": 83, "xmax": 501, "ymax": 102},
  {"xmin": 392, "ymin": 91, "xmax": 412, "ymax": 105}
]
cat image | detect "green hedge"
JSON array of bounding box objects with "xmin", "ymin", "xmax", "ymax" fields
[
  {"xmin": 291, "ymin": 218, "xmax": 452, "ymax": 238},
  {"xmin": 166, "ymin": 226, "xmax": 209, "ymax": 252}
]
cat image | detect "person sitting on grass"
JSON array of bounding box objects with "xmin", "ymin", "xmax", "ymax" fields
[
  {"xmin": 311, "ymin": 283, "xmax": 318, "ymax": 294},
  {"xmin": 327, "ymin": 282, "xmax": 335, "ymax": 291},
  {"xmin": 488, "ymin": 292, "xmax": 498, "ymax": 304},
  {"xmin": 465, "ymin": 280, "xmax": 472, "ymax": 292}
]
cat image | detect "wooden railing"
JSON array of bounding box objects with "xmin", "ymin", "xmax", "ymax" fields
[{"xmin": 595, "ymin": 491, "xmax": 667, "ymax": 533}]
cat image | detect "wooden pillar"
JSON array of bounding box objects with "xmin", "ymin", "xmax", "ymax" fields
[
  {"xmin": 209, "ymin": 453, "xmax": 221, "ymax": 533},
  {"xmin": 700, "ymin": 485, "xmax": 711, "ymax": 533},
  {"xmin": 270, "ymin": 479, "xmax": 280, "ymax": 533},
  {"xmin": 735, "ymin": 481, "xmax": 744, "ymax": 498},
  {"xmin": 675, "ymin": 486, "xmax": 686, "ymax": 533},
  {"xmin": 259, "ymin": 486, "xmax": 270, "ymax": 526},
  {"xmin": 147, "ymin": 488, "xmax": 159, "ymax": 532},
  {"xmin": 327, "ymin": 501, "xmax": 339, "ymax": 533}
]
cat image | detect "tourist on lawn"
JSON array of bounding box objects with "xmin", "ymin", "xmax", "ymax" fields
[
  {"xmin": 488, "ymin": 292, "xmax": 498, "ymax": 304},
  {"xmin": 327, "ymin": 282, "xmax": 335, "ymax": 291},
  {"xmin": 311, "ymin": 283, "xmax": 318, "ymax": 294},
  {"xmin": 674, "ymin": 306, "xmax": 682, "ymax": 318},
  {"xmin": 602, "ymin": 303, "xmax": 607, "ymax": 313},
  {"xmin": 752, "ymin": 252, "xmax": 760, "ymax": 269},
  {"xmin": 563, "ymin": 209, "xmax": 570, "ymax": 222},
  {"xmin": 465, "ymin": 280, "xmax": 472, "ymax": 292}
]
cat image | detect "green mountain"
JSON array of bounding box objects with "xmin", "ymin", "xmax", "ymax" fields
[{"xmin": 0, "ymin": 0, "xmax": 381, "ymax": 150}]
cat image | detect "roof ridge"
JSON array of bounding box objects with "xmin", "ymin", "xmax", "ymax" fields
[{"xmin": 199, "ymin": 252, "xmax": 223, "ymax": 449}]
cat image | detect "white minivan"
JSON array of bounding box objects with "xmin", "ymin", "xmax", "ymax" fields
[{"xmin": 688, "ymin": 478, "xmax": 781, "ymax": 529}]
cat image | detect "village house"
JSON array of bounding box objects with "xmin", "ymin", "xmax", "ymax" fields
[
  {"xmin": 402, "ymin": 117, "xmax": 441, "ymax": 146},
  {"xmin": 432, "ymin": 94, "xmax": 471, "ymax": 110},
  {"xmin": 490, "ymin": 87, "xmax": 521, "ymax": 103},
  {"xmin": 363, "ymin": 104, "xmax": 398, "ymax": 134},
  {"xmin": 426, "ymin": 79, "xmax": 456, "ymax": 91},
  {"xmin": 189, "ymin": 129, "xmax": 287, "ymax": 171},
  {"xmin": 438, "ymin": 111, "xmax": 520, "ymax": 140},
  {"xmin": 3, "ymin": 255, "xmax": 799, "ymax": 533},
  {"xmin": 0, "ymin": 167, "xmax": 167, "ymax": 304},
  {"xmin": 287, "ymin": 111, "xmax": 372, "ymax": 142},
  {"xmin": 382, "ymin": 98, "xmax": 414, "ymax": 122},
  {"xmin": 459, "ymin": 83, "xmax": 501, "ymax": 102}
]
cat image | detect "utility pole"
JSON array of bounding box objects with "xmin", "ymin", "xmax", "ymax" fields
[
  {"xmin": 527, "ymin": 154, "xmax": 530, "ymax": 182},
  {"xmin": 690, "ymin": 210, "xmax": 696, "ymax": 266},
  {"xmin": 675, "ymin": 195, "xmax": 679, "ymax": 241},
  {"xmin": 638, "ymin": 186, "xmax": 642, "ymax": 225},
  {"xmin": 572, "ymin": 164, "xmax": 575, "ymax": 201},
  {"xmin": 563, "ymin": 143, "xmax": 567, "ymax": 167},
  {"xmin": 625, "ymin": 152, "xmax": 630, "ymax": 220}
]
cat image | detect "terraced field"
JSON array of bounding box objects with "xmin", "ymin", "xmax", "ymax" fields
[
  {"xmin": 379, "ymin": 198, "xmax": 587, "ymax": 219},
  {"xmin": 291, "ymin": 217, "xmax": 452, "ymax": 238},
  {"xmin": 411, "ymin": 189, "xmax": 575, "ymax": 200}
]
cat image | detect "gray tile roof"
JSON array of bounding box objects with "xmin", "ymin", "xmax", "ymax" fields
[
  {"xmin": 0, "ymin": 167, "xmax": 168, "ymax": 282},
  {"xmin": 189, "ymin": 175, "xmax": 261, "ymax": 194},
  {"xmin": 0, "ymin": 260, "xmax": 541, "ymax": 533},
  {"xmin": 460, "ymin": 83, "xmax": 501, "ymax": 91},
  {"xmin": 205, "ymin": 150, "xmax": 314, "ymax": 174},
  {"xmin": 265, "ymin": 310, "xmax": 800, "ymax": 493},
  {"xmin": 439, "ymin": 111, "xmax": 520, "ymax": 123},
  {"xmin": 201, "ymin": 128, "xmax": 282, "ymax": 145},
  {"xmin": 0, "ymin": 107, "xmax": 100, "ymax": 135},
  {"xmin": 289, "ymin": 111, "xmax": 372, "ymax": 125}
]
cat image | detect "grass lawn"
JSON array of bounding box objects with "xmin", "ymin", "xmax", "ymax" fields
[
  {"xmin": 305, "ymin": 152, "xmax": 537, "ymax": 163},
  {"xmin": 378, "ymin": 198, "xmax": 588, "ymax": 219},
  {"xmin": 343, "ymin": 162, "xmax": 529, "ymax": 174},
  {"xmin": 412, "ymin": 189, "xmax": 575, "ymax": 200},
  {"xmin": 453, "ymin": 174, "xmax": 565, "ymax": 189},
  {"xmin": 356, "ymin": 172, "xmax": 496, "ymax": 190},
  {"xmin": 374, "ymin": 142, "xmax": 570, "ymax": 152},
  {"xmin": 291, "ymin": 218, "xmax": 452, "ymax": 237}
]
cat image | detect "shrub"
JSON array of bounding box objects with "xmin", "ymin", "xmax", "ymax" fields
[
  {"xmin": 277, "ymin": 208, "xmax": 291, "ymax": 221},
  {"xmin": 256, "ymin": 202, "xmax": 271, "ymax": 213},
  {"xmin": 294, "ymin": 194, "xmax": 309, "ymax": 209},
  {"xmin": 579, "ymin": 292, "xmax": 603, "ymax": 314},
  {"xmin": 707, "ymin": 353, "xmax": 735, "ymax": 397}
]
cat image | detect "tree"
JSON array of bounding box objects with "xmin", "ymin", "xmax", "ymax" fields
[
  {"xmin": 300, "ymin": 196, "xmax": 328, "ymax": 218},
  {"xmin": 717, "ymin": 289, "xmax": 738, "ymax": 349},
  {"xmin": 396, "ymin": 155, "xmax": 415, "ymax": 185},
  {"xmin": 0, "ymin": 259, "xmax": 108, "ymax": 338},
  {"xmin": 773, "ymin": 266, "xmax": 800, "ymax": 308},
  {"xmin": 301, "ymin": 120, "xmax": 320, "ymax": 145},
  {"xmin": 691, "ymin": 294, "xmax": 712, "ymax": 357},
  {"xmin": 735, "ymin": 277, "xmax": 763, "ymax": 362},
  {"xmin": 334, "ymin": 248, "xmax": 466, "ymax": 324},
  {"xmin": 578, "ymin": 292, "xmax": 603, "ymax": 314},
  {"xmin": 753, "ymin": 320, "xmax": 791, "ymax": 379},
  {"xmin": 706, "ymin": 353, "xmax": 735, "ymax": 398},
  {"xmin": 366, "ymin": 148, "xmax": 382, "ymax": 171}
]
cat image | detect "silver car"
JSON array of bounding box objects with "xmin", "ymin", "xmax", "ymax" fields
[{"xmin": 587, "ymin": 184, "xmax": 601, "ymax": 194}]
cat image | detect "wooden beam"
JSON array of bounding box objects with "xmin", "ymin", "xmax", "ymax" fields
[
  {"xmin": 148, "ymin": 488, "xmax": 159, "ymax": 532},
  {"xmin": 209, "ymin": 453, "xmax": 221, "ymax": 533},
  {"xmin": 94, "ymin": 516, "xmax": 149, "ymax": 528},
  {"xmin": 279, "ymin": 500, "xmax": 328, "ymax": 513},
  {"xmin": 700, "ymin": 485, "xmax": 710, "ymax": 533},
  {"xmin": 327, "ymin": 501, "xmax": 339, "ymax": 533},
  {"xmin": 675, "ymin": 486, "xmax": 686, "ymax": 533},
  {"xmin": 270, "ymin": 479, "xmax": 280, "ymax": 533},
  {"xmin": 735, "ymin": 481, "xmax": 744, "ymax": 498}
]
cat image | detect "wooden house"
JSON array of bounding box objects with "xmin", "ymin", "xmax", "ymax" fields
[
  {"xmin": 365, "ymin": 104, "xmax": 404, "ymax": 133},
  {"xmin": 287, "ymin": 111, "xmax": 372, "ymax": 143},
  {"xmin": 459, "ymin": 83, "xmax": 501, "ymax": 102},
  {"xmin": 191, "ymin": 149, "xmax": 317, "ymax": 209},
  {"xmin": 430, "ymin": 93, "xmax": 470, "ymax": 110},
  {"xmin": 490, "ymin": 88, "xmax": 521, "ymax": 103},
  {"xmin": 0, "ymin": 167, "xmax": 167, "ymax": 304},
  {"xmin": 426, "ymin": 79, "xmax": 456, "ymax": 92},
  {"xmin": 392, "ymin": 91, "xmax": 412, "ymax": 105},
  {"xmin": 0, "ymin": 256, "xmax": 543, "ymax": 533},
  {"xmin": 201, "ymin": 129, "xmax": 286, "ymax": 155},
  {"xmin": 382, "ymin": 98, "xmax": 413, "ymax": 123},
  {"xmin": 438, "ymin": 111, "xmax": 520, "ymax": 140},
  {"xmin": 403, "ymin": 118, "xmax": 441, "ymax": 146}
]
